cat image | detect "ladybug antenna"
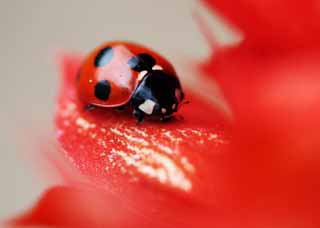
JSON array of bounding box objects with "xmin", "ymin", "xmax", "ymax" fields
[{"xmin": 179, "ymin": 100, "xmax": 190, "ymax": 108}]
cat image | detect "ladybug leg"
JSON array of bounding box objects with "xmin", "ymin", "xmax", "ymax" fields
[
  {"xmin": 84, "ymin": 104, "xmax": 96, "ymax": 112},
  {"xmin": 133, "ymin": 109, "xmax": 145, "ymax": 123},
  {"xmin": 114, "ymin": 105, "xmax": 126, "ymax": 112},
  {"xmin": 160, "ymin": 115, "xmax": 173, "ymax": 122}
]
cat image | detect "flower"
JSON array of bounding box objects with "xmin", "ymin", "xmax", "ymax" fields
[{"xmin": 9, "ymin": 0, "xmax": 320, "ymax": 227}]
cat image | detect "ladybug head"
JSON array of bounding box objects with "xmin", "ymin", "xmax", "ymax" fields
[{"xmin": 130, "ymin": 70, "xmax": 184, "ymax": 118}]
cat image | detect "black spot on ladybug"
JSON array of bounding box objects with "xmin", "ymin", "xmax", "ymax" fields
[
  {"xmin": 138, "ymin": 53, "xmax": 156, "ymax": 68},
  {"xmin": 94, "ymin": 80, "xmax": 111, "ymax": 100},
  {"xmin": 94, "ymin": 47, "xmax": 114, "ymax": 67},
  {"xmin": 128, "ymin": 56, "xmax": 140, "ymax": 71},
  {"xmin": 128, "ymin": 53, "xmax": 156, "ymax": 72}
]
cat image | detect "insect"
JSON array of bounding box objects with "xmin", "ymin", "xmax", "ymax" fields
[{"xmin": 77, "ymin": 41, "xmax": 185, "ymax": 123}]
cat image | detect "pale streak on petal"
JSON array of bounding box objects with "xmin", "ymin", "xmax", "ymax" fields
[
  {"xmin": 115, "ymin": 146, "xmax": 192, "ymax": 192},
  {"xmin": 123, "ymin": 132, "xmax": 149, "ymax": 146},
  {"xmin": 100, "ymin": 126, "xmax": 227, "ymax": 192},
  {"xmin": 132, "ymin": 128, "xmax": 148, "ymax": 137},
  {"xmin": 76, "ymin": 117, "xmax": 91, "ymax": 130}
]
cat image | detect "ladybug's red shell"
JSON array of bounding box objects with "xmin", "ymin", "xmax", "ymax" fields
[{"xmin": 77, "ymin": 41, "xmax": 177, "ymax": 107}]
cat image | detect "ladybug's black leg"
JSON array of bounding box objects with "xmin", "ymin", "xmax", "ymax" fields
[
  {"xmin": 84, "ymin": 104, "xmax": 96, "ymax": 112},
  {"xmin": 114, "ymin": 105, "xmax": 126, "ymax": 112},
  {"xmin": 133, "ymin": 109, "xmax": 145, "ymax": 123},
  {"xmin": 160, "ymin": 115, "xmax": 173, "ymax": 123}
]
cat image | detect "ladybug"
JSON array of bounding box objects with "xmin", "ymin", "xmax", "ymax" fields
[{"xmin": 77, "ymin": 41, "xmax": 185, "ymax": 122}]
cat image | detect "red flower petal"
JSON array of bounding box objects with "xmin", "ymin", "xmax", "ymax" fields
[
  {"xmin": 16, "ymin": 185, "xmax": 231, "ymax": 228},
  {"xmin": 198, "ymin": 1, "xmax": 320, "ymax": 226},
  {"xmin": 12, "ymin": 186, "xmax": 133, "ymax": 228},
  {"xmin": 202, "ymin": 0, "xmax": 320, "ymax": 50},
  {"xmin": 10, "ymin": 53, "xmax": 232, "ymax": 227},
  {"xmin": 221, "ymin": 58, "xmax": 320, "ymax": 226},
  {"xmin": 56, "ymin": 53, "xmax": 229, "ymax": 194},
  {"xmin": 11, "ymin": 1, "xmax": 320, "ymax": 227},
  {"xmin": 13, "ymin": 55, "xmax": 320, "ymax": 228}
]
